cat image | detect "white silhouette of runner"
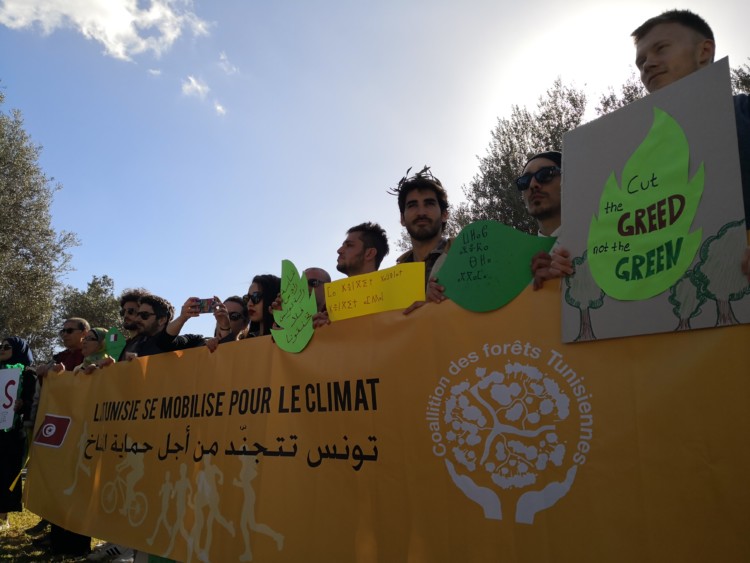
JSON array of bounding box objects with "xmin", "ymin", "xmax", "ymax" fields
[
  {"xmin": 190, "ymin": 455, "xmax": 235, "ymax": 562},
  {"xmin": 63, "ymin": 422, "xmax": 91, "ymax": 496},
  {"xmin": 167, "ymin": 463, "xmax": 194, "ymax": 559},
  {"xmin": 147, "ymin": 470, "xmax": 173, "ymax": 546},
  {"xmin": 233, "ymin": 458, "xmax": 284, "ymax": 562}
]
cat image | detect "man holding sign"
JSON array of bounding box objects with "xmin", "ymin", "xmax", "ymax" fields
[
  {"xmin": 631, "ymin": 9, "xmax": 750, "ymax": 281},
  {"xmin": 516, "ymin": 151, "xmax": 574, "ymax": 289}
]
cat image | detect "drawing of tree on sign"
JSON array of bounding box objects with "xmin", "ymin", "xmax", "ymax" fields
[
  {"xmin": 691, "ymin": 220, "xmax": 750, "ymax": 326},
  {"xmin": 443, "ymin": 363, "xmax": 576, "ymax": 523},
  {"xmin": 668, "ymin": 270, "xmax": 706, "ymax": 330},
  {"xmin": 564, "ymin": 251, "xmax": 605, "ymax": 341}
]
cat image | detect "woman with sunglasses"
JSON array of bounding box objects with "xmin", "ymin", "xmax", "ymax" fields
[
  {"xmin": 73, "ymin": 328, "xmax": 112, "ymax": 374},
  {"xmin": 213, "ymin": 296, "xmax": 250, "ymax": 342},
  {"xmin": 240, "ymin": 274, "xmax": 281, "ymax": 338},
  {"xmin": 0, "ymin": 337, "xmax": 36, "ymax": 530}
]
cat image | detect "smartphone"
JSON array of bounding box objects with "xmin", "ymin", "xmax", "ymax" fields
[{"xmin": 197, "ymin": 298, "xmax": 217, "ymax": 314}]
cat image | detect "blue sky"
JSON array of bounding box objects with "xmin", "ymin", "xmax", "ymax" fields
[{"xmin": 0, "ymin": 0, "xmax": 745, "ymax": 336}]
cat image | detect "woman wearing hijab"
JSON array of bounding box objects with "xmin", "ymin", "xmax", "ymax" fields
[
  {"xmin": 73, "ymin": 328, "xmax": 112, "ymax": 374},
  {"xmin": 0, "ymin": 336, "xmax": 36, "ymax": 529}
]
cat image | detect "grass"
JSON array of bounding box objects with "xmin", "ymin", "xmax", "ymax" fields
[{"xmin": 1, "ymin": 508, "xmax": 99, "ymax": 562}]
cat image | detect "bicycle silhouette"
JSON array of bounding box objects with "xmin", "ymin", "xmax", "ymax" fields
[{"xmin": 101, "ymin": 472, "xmax": 148, "ymax": 526}]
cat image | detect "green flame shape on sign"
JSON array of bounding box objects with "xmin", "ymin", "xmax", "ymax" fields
[{"xmin": 587, "ymin": 107, "xmax": 704, "ymax": 300}]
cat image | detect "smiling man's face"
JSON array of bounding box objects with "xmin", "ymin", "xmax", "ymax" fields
[{"xmin": 635, "ymin": 22, "xmax": 714, "ymax": 93}]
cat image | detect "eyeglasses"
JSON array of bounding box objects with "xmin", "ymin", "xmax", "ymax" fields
[
  {"xmin": 243, "ymin": 292, "xmax": 263, "ymax": 305},
  {"xmin": 228, "ymin": 312, "xmax": 245, "ymax": 321},
  {"xmin": 136, "ymin": 311, "xmax": 157, "ymax": 320},
  {"xmin": 515, "ymin": 166, "xmax": 561, "ymax": 191},
  {"xmin": 83, "ymin": 336, "xmax": 99, "ymax": 343},
  {"xmin": 0, "ymin": 344, "xmax": 12, "ymax": 351},
  {"xmin": 120, "ymin": 307, "xmax": 137, "ymax": 317},
  {"xmin": 308, "ymin": 279, "xmax": 324, "ymax": 288},
  {"xmin": 59, "ymin": 328, "xmax": 82, "ymax": 335}
]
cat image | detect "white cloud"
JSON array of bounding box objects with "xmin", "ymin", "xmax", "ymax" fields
[
  {"xmin": 214, "ymin": 101, "xmax": 226, "ymax": 116},
  {"xmin": 0, "ymin": 0, "xmax": 209, "ymax": 61},
  {"xmin": 148, "ymin": 68, "xmax": 162, "ymax": 76},
  {"xmin": 218, "ymin": 51, "xmax": 238, "ymax": 75},
  {"xmin": 181, "ymin": 75, "xmax": 209, "ymax": 99}
]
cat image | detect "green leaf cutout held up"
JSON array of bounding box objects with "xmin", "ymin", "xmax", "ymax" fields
[
  {"xmin": 440, "ymin": 221, "xmax": 555, "ymax": 312},
  {"xmin": 587, "ymin": 107, "xmax": 704, "ymax": 300},
  {"xmin": 271, "ymin": 260, "xmax": 317, "ymax": 353}
]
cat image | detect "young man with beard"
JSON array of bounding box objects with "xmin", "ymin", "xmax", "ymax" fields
[
  {"xmin": 117, "ymin": 288, "xmax": 150, "ymax": 360},
  {"xmin": 391, "ymin": 166, "xmax": 451, "ymax": 287},
  {"xmin": 631, "ymin": 9, "xmax": 750, "ymax": 282},
  {"xmin": 130, "ymin": 295, "xmax": 205, "ymax": 356}
]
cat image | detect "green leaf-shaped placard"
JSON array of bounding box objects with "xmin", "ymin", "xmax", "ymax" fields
[
  {"xmin": 271, "ymin": 259, "xmax": 317, "ymax": 353},
  {"xmin": 440, "ymin": 221, "xmax": 556, "ymax": 312},
  {"xmin": 105, "ymin": 328, "xmax": 126, "ymax": 360},
  {"xmin": 587, "ymin": 107, "xmax": 704, "ymax": 300}
]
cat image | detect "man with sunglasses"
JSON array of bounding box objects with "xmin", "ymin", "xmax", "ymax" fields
[
  {"xmin": 117, "ymin": 288, "xmax": 150, "ymax": 360},
  {"xmin": 130, "ymin": 295, "xmax": 205, "ymax": 356},
  {"xmin": 631, "ymin": 9, "xmax": 750, "ymax": 282},
  {"xmin": 34, "ymin": 318, "xmax": 89, "ymax": 380},
  {"xmin": 516, "ymin": 151, "xmax": 574, "ymax": 289},
  {"xmin": 28, "ymin": 317, "xmax": 91, "ymax": 554},
  {"xmin": 304, "ymin": 268, "xmax": 332, "ymax": 313}
]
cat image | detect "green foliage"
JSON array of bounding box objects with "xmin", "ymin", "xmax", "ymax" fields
[
  {"xmin": 731, "ymin": 58, "xmax": 750, "ymax": 94},
  {"xmin": 460, "ymin": 78, "xmax": 586, "ymax": 233},
  {"xmin": 596, "ymin": 72, "xmax": 647, "ymax": 116},
  {"xmin": 564, "ymin": 252, "xmax": 605, "ymax": 310},
  {"xmin": 0, "ymin": 89, "xmax": 79, "ymax": 361},
  {"xmin": 668, "ymin": 271, "xmax": 705, "ymax": 326},
  {"xmin": 56, "ymin": 275, "xmax": 123, "ymax": 333},
  {"xmin": 691, "ymin": 220, "xmax": 750, "ymax": 327}
]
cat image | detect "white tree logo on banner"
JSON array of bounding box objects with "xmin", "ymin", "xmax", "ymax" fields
[{"xmin": 426, "ymin": 347, "xmax": 593, "ymax": 524}]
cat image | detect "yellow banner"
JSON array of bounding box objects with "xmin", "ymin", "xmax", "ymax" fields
[
  {"xmin": 26, "ymin": 284, "xmax": 750, "ymax": 562},
  {"xmin": 325, "ymin": 262, "xmax": 425, "ymax": 321}
]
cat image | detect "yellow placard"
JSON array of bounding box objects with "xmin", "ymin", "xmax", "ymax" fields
[
  {"xmin": 25, "ymin": 284, "xmax": 750, "ymax": 562},
  {"xmin": 325, "ymin": 262, "xmax": 425, "ymax": 321}
]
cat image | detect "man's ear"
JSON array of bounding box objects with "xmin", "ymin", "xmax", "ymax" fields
[
  {"xmin": 400, "ymin": 214, "xmax": 405, "ymax": 227},
  {"xmin": 697, "ymin": 38, "xmax": 715, "ymax": 67},
  {"xmin": 364, "ymin": 247, "xmax": 377, "ymax": 263},
  {"xmin": 441, "ymin": 209, "xmax": 449, "ymax": 224}
]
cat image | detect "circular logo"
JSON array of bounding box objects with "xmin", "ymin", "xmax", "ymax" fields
[
  {"xmin": 41, "ymin": 422, "xmax": 57, "ymax": 437},
  {"xmin": 425, "ymin": 343, "xmax": 593, "ymax": 524}
]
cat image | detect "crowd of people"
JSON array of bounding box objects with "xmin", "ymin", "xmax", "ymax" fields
[{"xmin": 1, "ymin": 9, "xmax": 748, "ymax": 562}]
